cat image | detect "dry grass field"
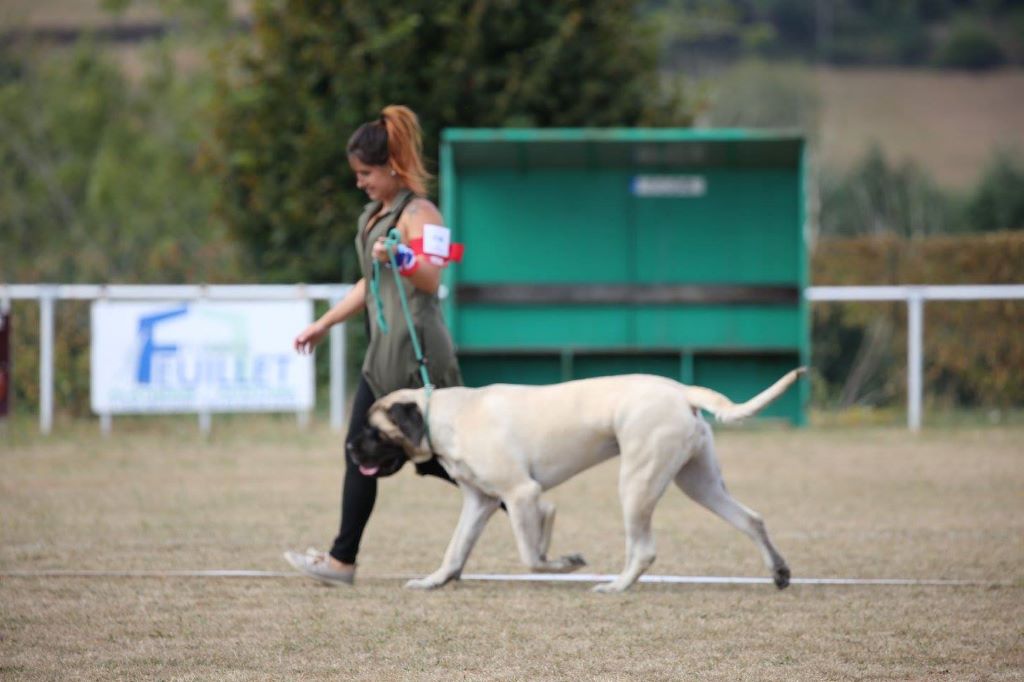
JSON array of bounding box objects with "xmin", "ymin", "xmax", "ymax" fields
[
  {"xmin": 1, "ymin": 417, "xmax": 1021, "ymax": 680},
  {"xmin": 816, "ymin": 67, "xmax": 1024, "ymax": 189}
]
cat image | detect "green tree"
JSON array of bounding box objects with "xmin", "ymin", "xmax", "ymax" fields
[
  {"xmin": 935, "ymin": 19, "xmax": 1007, "ymax": 70},
  {"xmin": 208, "ymin": 0, "xmax": 694, "ymax": 284},
  {"xmin": 818, "ymin": 145, "xmax": 959, "ymax": 239},
  {"xmin": 966, "ymin": 148, "xmax": 1024, "ymax": 232},
  {"xmin": 0, "ymin": 42, "xmax": 239, "ymax": 285},
  {"xmin": 705, "ymin": 60, "xmax": 818, "ymax": 132},
  {"xmin": 0, "ymin": 37, "xmax": 241, "ymax": 415}
]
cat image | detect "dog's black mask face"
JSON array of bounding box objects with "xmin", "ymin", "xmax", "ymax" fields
[
  {"xmin": 347, "ymin": 428, "xmax": 407, "ymax": 478},
  {"xmin": 346, "ymin": 402, "xmax": 427, "ymax": 478}
]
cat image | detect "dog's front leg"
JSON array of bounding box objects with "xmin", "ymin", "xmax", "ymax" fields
[
  {"xmin": 405, "ymin": 485, "xmax": 500, "ymax": 590},
  {"xmin": 506, "ymin": 483, "xmax": 586, "ymax": 573}
]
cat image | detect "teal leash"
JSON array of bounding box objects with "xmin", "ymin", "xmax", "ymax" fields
[{"xmin": 370, "ymin": 228, "xmax": 435, "ymax": 448}]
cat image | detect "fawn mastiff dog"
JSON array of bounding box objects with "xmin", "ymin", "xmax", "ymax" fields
[{"xmin": 349, "ymin": 368, "xmax": 804, "ymax": 593}]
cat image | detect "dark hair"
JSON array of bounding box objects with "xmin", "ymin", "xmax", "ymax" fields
[{"xmin": 347, "ymin": 105, "xmax": 430, "ymax": 196}]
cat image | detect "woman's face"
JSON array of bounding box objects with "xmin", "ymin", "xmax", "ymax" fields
[{"xmin": 349, "ymin": 155, "xmax": 401, "ymax": 202}]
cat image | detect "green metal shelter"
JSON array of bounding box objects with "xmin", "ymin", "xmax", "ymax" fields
[{"xmin": 439, "ymin": 128, "xmax": 808, "ymax": 424}]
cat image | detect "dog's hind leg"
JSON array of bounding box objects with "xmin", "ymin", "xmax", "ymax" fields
[
  {"xmin": 674, "ymin": 430, "xmax": 790, "ymax": 589},
  {"xmin": 593, "ymin": 440, "xmax": 680, "ymax": 594},
  {"xmin": 506, "ymin": 483, "xmax": 585, "ymax": 573},
  {"xmin": 405, "ymin": 485, "xmax": 501, "ymax": 590}
]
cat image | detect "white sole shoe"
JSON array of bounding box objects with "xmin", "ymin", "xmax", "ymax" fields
[{"xmin": 283, "ymin": 548, "xmax": 355, "ymax": 586}]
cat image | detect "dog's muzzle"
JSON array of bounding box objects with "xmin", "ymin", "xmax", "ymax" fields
[{"xmin": 347, "ymin": 426, "xmax": 408, "ymax": 478}]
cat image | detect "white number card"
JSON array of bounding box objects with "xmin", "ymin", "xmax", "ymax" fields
[{"xmin": 422, "ymin": 224, "xmax": 451, "ymax": 258}]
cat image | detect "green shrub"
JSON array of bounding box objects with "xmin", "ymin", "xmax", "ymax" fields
[
  {"xmin": 966, "ymin": 149, "xmax": 1024, "ymax": 232},
  {"xmin": 705, "ymin": 60, "xmax": 818, "ymax": 132},
  {"xmin": 936, "ymin": 22, "xmax": 1007, "ymax": 70},
  {"xmin": 818, "ymin": 145, "xmax": 960, "ymax": 239}
]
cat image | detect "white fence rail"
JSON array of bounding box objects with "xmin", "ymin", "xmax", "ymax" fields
[
  {"xmin": 2, "ymin": 283, "xmax": 1022, "ymax": 433},
  {"xmin": 0, "ymin": 284, "xmax": 353, "ymax": 435},
  {"xmin": 806, "ymin": 284, "xmax": 1024, "ymax": 431}
]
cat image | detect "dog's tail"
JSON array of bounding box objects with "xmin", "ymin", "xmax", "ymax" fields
[{"xmin": 683, "ymin": 367, "xmax": 806, "ymax": 423}]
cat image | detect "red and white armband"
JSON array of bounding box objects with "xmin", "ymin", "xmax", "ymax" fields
[{"xmin": 409, "ymin": 224, "xmax": 464, "ymax": 268}]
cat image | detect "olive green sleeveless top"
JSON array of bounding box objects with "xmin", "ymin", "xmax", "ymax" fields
[{"xmin": 356, "ymin": 188, "xmax": 463, "ymax": 397}]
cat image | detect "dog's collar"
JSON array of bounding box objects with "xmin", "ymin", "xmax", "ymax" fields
[{"xmin": 423, "ymin": 384, "xmax": 436, "ymax": 455}]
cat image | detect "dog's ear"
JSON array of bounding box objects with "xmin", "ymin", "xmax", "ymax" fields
[{"xmin": 386, "ymin": 402, "xmax": 426, "ymax": 446}]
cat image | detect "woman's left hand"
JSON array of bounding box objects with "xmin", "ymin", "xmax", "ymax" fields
[{"xmin": 372, "ymin": 237, "xmax": 391, "ymax": 263}]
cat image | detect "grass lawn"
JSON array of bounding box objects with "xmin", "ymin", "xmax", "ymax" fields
[{"xmin": 2, "ymin": 418, "xmax": 1021, "ymax": 679}]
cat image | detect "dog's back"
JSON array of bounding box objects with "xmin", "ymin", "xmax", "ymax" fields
[{"xmin": 447, "ymin": 368, "xmax": 805, "ymax": 425}]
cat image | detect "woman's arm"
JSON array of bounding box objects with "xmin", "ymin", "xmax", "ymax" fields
[
  {"xmin": 293, "ymin": 278, "xmax": 366, "ymax": 354},
  {"xmin": 371, "ymin": 198, "xmax": 445, "ymax": 295}
]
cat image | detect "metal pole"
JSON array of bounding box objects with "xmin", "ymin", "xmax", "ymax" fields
[
  {"xmin": 330, "ymin": 320, "xmax": 346, "ymax": 433},
  {"xmin": 39, "ymin": 289, "xmax": 55, "ymax": 434},
  {"xmin": 0, "ymin": 297, "xmax": 10, "ymax": 421},
  {"xmin": 907, "ymin": 292, "xmax": 924, "ymax": 432}
]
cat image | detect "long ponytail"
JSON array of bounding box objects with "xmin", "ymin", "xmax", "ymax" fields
[{"xmin": 347, "ymin": 105, "xmax": 431, "ymax": 196}]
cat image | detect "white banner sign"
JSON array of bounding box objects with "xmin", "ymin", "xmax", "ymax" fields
[
  {"xmin": 91, "ymin": 301, "xmax": 314, "ymax": 414},
  {"xmin": 630, "ymin": 175, "xmax": 707, "ymax": 198}
]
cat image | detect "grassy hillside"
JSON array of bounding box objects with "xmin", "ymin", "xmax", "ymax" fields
[{"xmin": 816, "ymin": 67, "xmax": 1024, "ymax": 189}]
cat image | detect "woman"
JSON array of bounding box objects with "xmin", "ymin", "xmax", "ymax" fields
[{"xmin": 284, "ymin": 105, "xmax": 462, "ymax": 585}]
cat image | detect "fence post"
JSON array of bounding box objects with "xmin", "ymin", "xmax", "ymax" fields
[
  {"xmin": 0, "ymin": 298, "xmax": 10, "ymax": 421},
  {"xmin": 907, "ymin": 290, "xmax": 924, "ymax": 432},
  {"xmin": 39, "ymin": 287, "xmax": 56, "ymax": 435}
]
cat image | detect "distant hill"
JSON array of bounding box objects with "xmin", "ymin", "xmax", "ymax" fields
[
  {"xmin": 649, "ymin": 0, "xmax": 1023, "ymax": 72},
  {"xmin": 816, "ymin": 67, "xmax": 1024, "ymax": 189},
  {"xmin": 6, "ymin": 0, "xmax": 1021, "ymax": 188}
]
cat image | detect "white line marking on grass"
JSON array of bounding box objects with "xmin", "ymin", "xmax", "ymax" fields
[
  {"xmin": 0, "ymin": 570, "xmax": 298, "ymax": 578},
  {"xmin": 456, "ymin": 573, "xmax": 1008, "ymax": 587},
  {"xmin": 0, "ymin": 569, "xmax": 1012, "ymax": 587}
]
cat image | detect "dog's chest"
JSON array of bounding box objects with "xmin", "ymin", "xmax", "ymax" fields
[{"xmin": 438, "ymin": 457, "xmax": 502, "ymax": 497}]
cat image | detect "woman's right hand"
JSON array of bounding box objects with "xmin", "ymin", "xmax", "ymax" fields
[{"xmin": 294, "ymin": 321, "xmax": 329, "ymax": 355}]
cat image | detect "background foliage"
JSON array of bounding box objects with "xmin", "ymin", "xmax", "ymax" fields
[
  {"xmin": 818, "ymin": 145, "xmax": 1024, "ymax": 240},
  {"xmin": 208, "ymin": 0, "xmax": 694, "ymax": 285},
  {"xmin": 2, "ymin": 0, "xmax": 1023, "ymax": 418},
  {"xmin": 812, "ymin": 232, "xmax": 1024, "ymax": 409},
  {"xmin": 0, "ymin": 43, "xmax": 239, "ymax": 285},
  {"xmin": 0, "ymin": 32, "xmax": 242, "ymax": 416}
]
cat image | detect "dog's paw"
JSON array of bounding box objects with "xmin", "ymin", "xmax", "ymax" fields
[
  {"xmin": 773, "ymin": 565, "xmax": 791, "ymax": 590},
  {"xmin": 565, "ymin": 553, "xmax": 587, "ymax": 569},
  {"xmin": 592, "ymin": 581, "xmax": 627, "ymax": 594},
  {"xmin": 541, "ymin": 554, "xmax": 587, "ymax": 573},
  {"xmin": 404, "ymin": 576, "xmax": 444, "ymax": 590}
]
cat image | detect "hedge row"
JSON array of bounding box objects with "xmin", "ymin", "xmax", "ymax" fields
[{"xmin": 811, "ymin": 232, "xmax": 1024, "ymax": 408}]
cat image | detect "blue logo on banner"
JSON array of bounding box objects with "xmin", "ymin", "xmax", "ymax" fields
[{"xmin": 136, "ymin": 306, "xmax": 188, "ymax": 384}]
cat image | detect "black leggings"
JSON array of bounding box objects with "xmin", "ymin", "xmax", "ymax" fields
[{"xmin": 329, "ymin": 376, "xmax": 454, "ymax": 564}]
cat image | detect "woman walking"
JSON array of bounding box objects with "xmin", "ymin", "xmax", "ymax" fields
[{"xmin": 284, "ymin": 105, "xmax": 461, "ymax": 585}]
